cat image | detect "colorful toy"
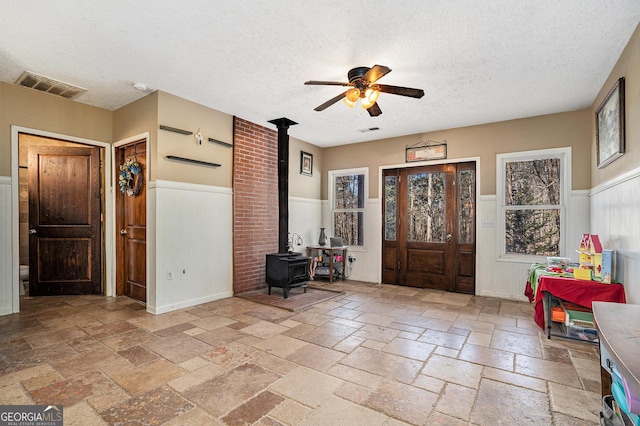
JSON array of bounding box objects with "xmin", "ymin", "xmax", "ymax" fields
[
  {"xmin": 601, "ymin": 249, "xmax": 616, "ymax": 283},
  {"xmin": 577, "ymin": 234, "xmax": 603, "ymax": 279}
]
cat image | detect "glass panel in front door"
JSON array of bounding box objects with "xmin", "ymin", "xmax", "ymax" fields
[
  {"xmin": 384, "ymin": 176, "xmax": 397, "ymax": 241},
  {"xmin": 407, "ymin": 172, "xmax": 446, "ymax": 242},
  {"xmin": 458, "ymin": 169, "xmax": 475, "ymax": 244}
]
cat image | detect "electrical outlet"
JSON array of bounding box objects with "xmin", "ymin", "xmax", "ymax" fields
[
  {"xmin": 482, "ymin": 219, "xmax": 495, "ymax": 228},
  {"xmin": 167, "ymin": 270, "xmax": 174, "ymax": 280}
]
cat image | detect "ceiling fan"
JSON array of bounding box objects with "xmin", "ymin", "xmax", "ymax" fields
[{"xmin": 304, "ymin": 65, "xmax": 424, "ymax": 117}]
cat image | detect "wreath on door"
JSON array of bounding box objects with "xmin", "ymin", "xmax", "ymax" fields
[{"xmin": 118, "ymin": 159, "xmax": 143, "ymax": 196}]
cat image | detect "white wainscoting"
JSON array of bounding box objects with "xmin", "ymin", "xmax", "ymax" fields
[
  {"xmin": 354, "ymin": 198, "xmax": 383, "ymax": 283},
  {"xmin": 475, "ymin": 195, "xmax": 537, "ymax": 300},
  {"xmin": 288, "ymin": 196, "xmax": 322, "ymax": 254},
  {"xmin": 149, "ymin": 180, "xmax": 233, "ymax": 314},
  {"xmin": 590, "ymin": 167, "xmax": 640, "ymax": 305},
  {"xmin": 314, "ymin": 190, "xmax": 589, "ymax": 301},
  {"xmin": 475, "ymin": 195, "xmax": 500, "ymax": 297},
  {"xmin": 476, "ymin": 195, "xmax": 541, "ymax": 300},
  {"xmin": 318, "ymin": 198, "xmax": 382, "ymax": 283},
  {"xmin": 476, "ymin": 191, "xmax": 589, "ymax": 301},
  {"xmin": 333, "ymin": 198, "xmax": 383, "ymax": 283},
  {"xmin": 0, "ymin": 176, "xmax": 14, "ymax": 315}
]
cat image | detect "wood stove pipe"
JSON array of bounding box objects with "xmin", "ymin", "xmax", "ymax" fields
[{"xmin": 268, "ymin": 117, "xmax": 298, "ymax": 254}]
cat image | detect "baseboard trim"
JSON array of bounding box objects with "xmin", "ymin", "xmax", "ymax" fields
[{"xmin": 147, "ymin": 290, "xmax": 233, "ymax": 315}]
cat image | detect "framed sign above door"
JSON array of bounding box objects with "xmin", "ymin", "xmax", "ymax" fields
[{"xmin": 406, "ymin": 140, "xmax": 447, "ymax": 162}]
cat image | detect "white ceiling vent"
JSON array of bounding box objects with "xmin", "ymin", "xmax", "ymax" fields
[{"xmin": 15, "ymin": 71, "xmax": 87, "ymax": 99}]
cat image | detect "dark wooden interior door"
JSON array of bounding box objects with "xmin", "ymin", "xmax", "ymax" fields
[
  {"xmin": 28, "ymin": 145, "xmax": 101, "ymax": 296},
  {"xmin": 116, "ymin": 142, "xmax": 146, "ymax": 303},
  {"xmin": 382, "ymin": 162, "xmax": 476, "ymax": 293}
]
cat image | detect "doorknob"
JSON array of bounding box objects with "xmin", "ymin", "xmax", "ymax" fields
[
  {"xmin": 120, "ymin": 229, "xmax": 127, "ymax": 235},
  {"xmin": 446, "ymin": 233, "xmax": 452, "ymax": 242},
  {"xmin": 29, "ymin": 229, "xmax": 37, "ymax": 234}
]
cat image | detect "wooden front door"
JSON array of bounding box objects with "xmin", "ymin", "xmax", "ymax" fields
[
  {"xmin": 382, "ymin": 162, "xmax": 476, "ymax": 293},
  {"xmin": 28, "ymin": 145, "xmax": 102, "ymax": 296},
  {"xmin": 116, "ymin": 141, "xmax": 146, "ymax": 303}
]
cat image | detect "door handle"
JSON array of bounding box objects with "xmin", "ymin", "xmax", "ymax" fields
[
  {"xmin": 446, "ymin": 233, "xmax": 452, "ymax": 242},
  {"xmin": 29, "ymin": 229, "xmax": 37, "ymax": 234},
  {"xmin": 120, "ymin": 229, "xmax": 127, "ymax": 235}
]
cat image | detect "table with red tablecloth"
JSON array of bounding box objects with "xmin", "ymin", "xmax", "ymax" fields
[{"xmin": 533, "ymin": 275, "xmax": 626, "ymax": 332}]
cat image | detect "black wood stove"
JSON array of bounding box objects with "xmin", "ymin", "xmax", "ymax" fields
[
  {"xmin": 265, "ymin": 253, "xmax": 309, "ymax": 298},
  {"xmin": 265, "ymin": 117, "xmax": 310, "ymax": 298}
]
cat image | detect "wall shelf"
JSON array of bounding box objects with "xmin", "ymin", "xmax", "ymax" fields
[
  {"xmin": 208, "ymin": 138, "xmax": 233, "ymax": 148},
  {"xmin": 159, "ymin": 125, "xmax": 193, "ymax": 135},
  {"xmin": 165, "ymin": 155, "xmax": 221, "ymax": 168}
]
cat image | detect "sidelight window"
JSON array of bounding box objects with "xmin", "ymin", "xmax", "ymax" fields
[{"xmin": 384, "ymin": 175, "xmax": 397, "ymax": 241}]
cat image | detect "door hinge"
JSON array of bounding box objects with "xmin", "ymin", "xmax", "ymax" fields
[{"xmin": 100, "ymin": 160, "xmax": 103, "ymax": 168}]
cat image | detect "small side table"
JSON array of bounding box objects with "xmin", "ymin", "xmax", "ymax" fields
[{"xmin": 306, "ymin": 245, "xmax": 348, "ymax": 283}]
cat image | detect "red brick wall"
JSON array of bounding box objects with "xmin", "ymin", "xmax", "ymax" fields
[{"xmin": 233, "ymin": 117, "xmax": 279, "ymax": 294}]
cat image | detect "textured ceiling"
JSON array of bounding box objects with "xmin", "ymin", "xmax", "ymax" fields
[{"xmin": 1, "ymin": 1, "xmax": 639, "ymax": 147}]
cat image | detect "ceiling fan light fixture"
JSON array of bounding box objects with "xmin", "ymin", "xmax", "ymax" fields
[
  {"xmin": 305, "ymin": 64, "xmax": 423, "ymax": 114},
  {"xmin": 361, "ymin": 88, "xmax": 380, "ymax": 109},
  {"xmin": 344, "ymin": 88, "xmax": 360, "ymax": 108},
  {"xmin": 345, "ymin": 88, "xmax": 360, "ymax": 102}
]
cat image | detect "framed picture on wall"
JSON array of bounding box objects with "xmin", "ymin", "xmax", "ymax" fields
[
  {"xmin": 300, "ymin": 151, "xmax": 313, "ymax": 176},
  {"xmin": 596, "ymin": 77, "xmax": 625, "ymax": 169}
]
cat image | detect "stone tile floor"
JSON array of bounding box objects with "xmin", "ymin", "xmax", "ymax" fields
[{"xmin": 0, "ymin": 280, "xmax": 602, "ymax": 425}]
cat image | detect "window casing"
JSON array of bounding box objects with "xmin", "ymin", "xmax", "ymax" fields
[
  {"xmin": 497, "ymin": 148, "xmax": 571, "ymax": 262},
  {"xmin": 329, "ymin": 168, "xmax": 367, "ymax": 247}
]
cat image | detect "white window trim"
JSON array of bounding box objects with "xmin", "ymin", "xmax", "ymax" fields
[
  {"xmin": 329, "ymin": 167, "xmax": 368, "ymax": 249},
  {"xmin": 496, "ymin": 147, "xmax": 571, "ymax": 263}
]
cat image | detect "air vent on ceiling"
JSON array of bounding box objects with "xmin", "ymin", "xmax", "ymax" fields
[
  {"xmin": 358, "ymin": 127, "xmax": 380, "ymax": 133},
  {"xmin": 15, "ymin": 71, "xmax": 87, "ymax": 99}
]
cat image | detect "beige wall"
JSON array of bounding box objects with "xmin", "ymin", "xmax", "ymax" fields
[
  {"xmin": 0, "ymin": 82, "xmax": 112, "ymax": 176},
  {"xmin": 156, "ymin": 91, "xmax": 233, "ymax": 187},
  {"xmin": 289, "ymin": 136, "xmax": 322, "ymax": 199},
  {"xmin": 590, "ymin": 22, "xmax": 640, "ymax": 186},
  {"xmin": 113, "ymin": 90, "xmax": 235, "ymax": 187},
  {"xmin": 321, "ymin": 109, "xmax": 592, "ymax": 198},
  {"xmin": 113, "ymin": 91, "xmax": 159, "ymax": 179}
]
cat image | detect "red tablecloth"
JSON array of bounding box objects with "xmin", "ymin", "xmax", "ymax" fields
[{"xmin": 533, "ymin": 275, "xmax": 626, "ymax": 330}]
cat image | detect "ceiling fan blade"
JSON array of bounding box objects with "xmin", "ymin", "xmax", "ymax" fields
[
  {"xmin": 367, "ymin": 102, "xmax": 382, "ymax": 117},
  {"xmin": 377, "ymin": 84, "xmax": 425, "ymax": 98},
  {"xmin": 363, "ymin": 65, "xmax": 391, "ymax": 84},
  {"xmin": 305, "ymin": 80, "xmax": 351, "ymax": 87},
  {"xmin": 314, "ymin": 91, "xmax": 348, "ymax": 111}
]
